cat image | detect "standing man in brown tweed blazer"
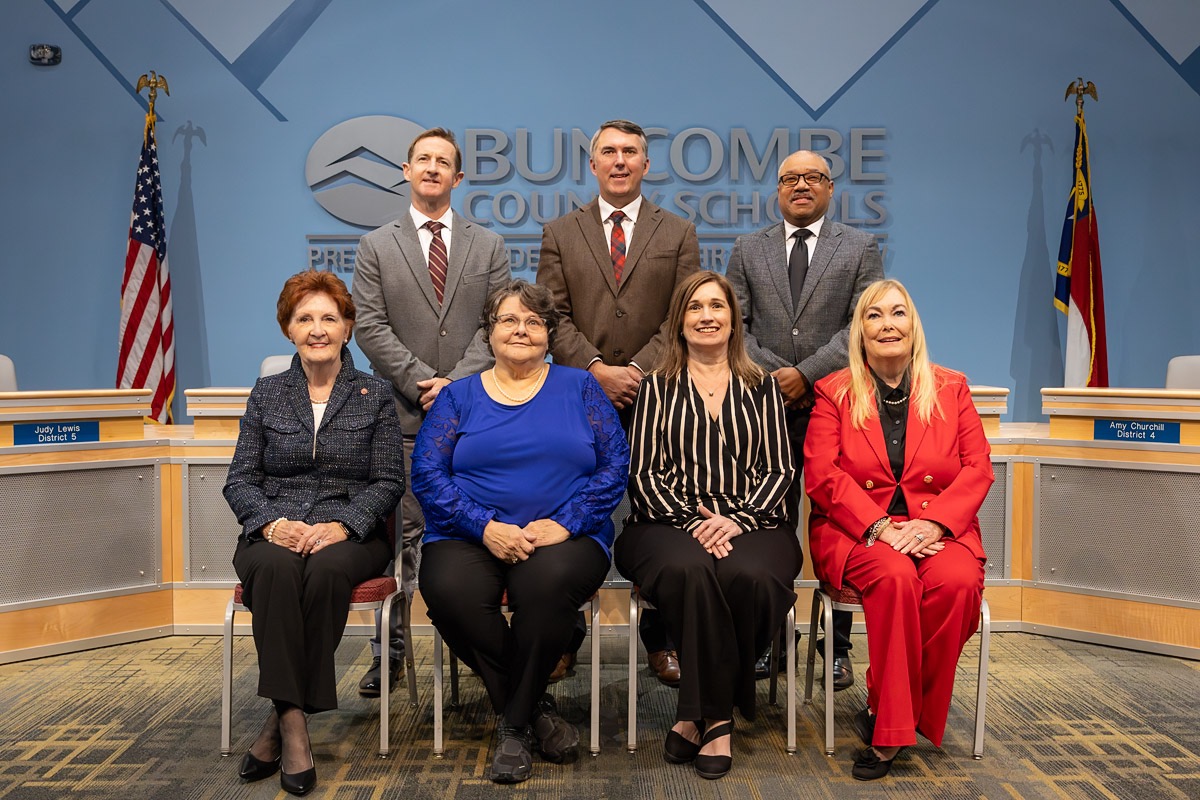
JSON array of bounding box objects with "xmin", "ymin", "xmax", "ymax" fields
[{"xmin": 537, "ymin": 119, "xmax": 699, "ymax": 687}]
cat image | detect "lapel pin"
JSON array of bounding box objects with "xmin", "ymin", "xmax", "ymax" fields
[{"xmin": 361, "ymin": 388, "xmax": 368, "ymax": 395}]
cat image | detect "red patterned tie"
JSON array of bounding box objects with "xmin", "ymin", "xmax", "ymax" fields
[
  {"xmin": 609, "ymin": 210, "xmax": 627, "ymax": 283},
  {"xmin": 425, "ymin": 220, "xmax": 448, "ymax": 304}
]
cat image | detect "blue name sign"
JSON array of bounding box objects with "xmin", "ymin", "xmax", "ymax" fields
[
  {"xmin": 1093, "ymin": 419, "xmax": 1180, "ymax": 444},
  {"xmin": 13, "ymin": 420, "xmax": 100, "ymax": 445}
]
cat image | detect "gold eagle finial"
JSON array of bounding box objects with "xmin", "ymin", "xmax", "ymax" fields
[{"xmin": 1064, "ymin": 78, "xmax": 1097, "ymax": 112}]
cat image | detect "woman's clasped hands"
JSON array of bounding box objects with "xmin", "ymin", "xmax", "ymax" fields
[
  {"xmin": 268, "ymin": 519, "xmax": 348, "ymax": 556},
  {"xmin": 694, "ymin": 504, "xmax": 742, "ymax": 558}
]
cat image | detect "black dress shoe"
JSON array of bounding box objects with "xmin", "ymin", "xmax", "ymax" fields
[
  {"xmin": 358, "ymin": 656, "xmax": 402, "ymax": 698},
  {"xmin": 852, "ymin": 746, "xmax": 906, "ymax": 781},
  {"xmin": 693, "ymin": 721, "xmax": 733, "ymax": 780},
  {"xmin": 852, "ymin": 707, "xmax": 875, "ymax": 746},
  {"xmin": 663, "ymin": 721, "xmax": 702, "ymax": 764},
  {"xmin": 238, "ymin": 750, "xmax": 280, "ymax": 782},
  {"xmin": 281, "ymin": 763, "xmax": 317, "ymax": 796},
  {"xmin": 753, "ymin": 650, "xmax": 772, "ymax": 680},
  {"xmin": 829, "ymin": 655, "xmax": 854, "ymax": 691}
]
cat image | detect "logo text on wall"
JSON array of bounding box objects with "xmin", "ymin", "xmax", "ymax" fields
[{"xmin": 306, "ymin": 117, "xmax": 892, "ymax": 276}]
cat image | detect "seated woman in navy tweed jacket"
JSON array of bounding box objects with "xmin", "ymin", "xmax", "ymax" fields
[{"xmin": 224, "ymin": 270, "xmax": 404, "ymax": 797}]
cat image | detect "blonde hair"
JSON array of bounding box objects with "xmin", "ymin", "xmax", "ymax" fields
[
  {"xmin": 837, "ymin": 279, "xmax": 943, "ymax": 429},
  {"xmin": 656, "ymin": 271, "xmax": 765, "ymax": 386}
]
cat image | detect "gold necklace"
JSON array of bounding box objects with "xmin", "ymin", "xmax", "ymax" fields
[
  {"xmin": 490, "ymin": 364, "xmax": 546, "ymax": 403},
  {"xmin": 688, "ymin": 367, "xmax": 729, "ymax": 397}
]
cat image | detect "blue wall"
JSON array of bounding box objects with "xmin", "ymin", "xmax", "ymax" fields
[{"xmin": 3, "ymin": 0, "xmax": 1199, "ymax": 421}]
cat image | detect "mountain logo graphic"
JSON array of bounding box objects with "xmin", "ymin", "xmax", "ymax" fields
[{"xmin": 306, "ymin": 116, "xmax": 426, "ymax": 228}]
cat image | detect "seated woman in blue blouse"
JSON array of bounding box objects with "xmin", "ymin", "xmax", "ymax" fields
[
  {"xmin": 412, "ymin": 279, "xmax": 629, "ymax": 784},
  {"xmin": 614, "ymin": 270, "xmax": 800, "ymax": 781}
]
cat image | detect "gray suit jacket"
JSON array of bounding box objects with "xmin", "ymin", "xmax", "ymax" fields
[
  {"xmin": 353, "ymin": 210, "xmax": 511, "ymax": 434},
  {"xmin": 537, "ymin": 198, "xmax": 699, "ymax": 371},
  {"xmin": 726, "ymin": 220, "xmax": 883, "ymax": 385}
]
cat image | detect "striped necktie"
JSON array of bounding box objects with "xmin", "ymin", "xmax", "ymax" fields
[{"xmin": 425, "ymin": 220, "xmax": 448, "ymax": 304}]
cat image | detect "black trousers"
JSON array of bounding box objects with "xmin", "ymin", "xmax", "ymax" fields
[
  {"xmin": 233, "ymin": 534, "xmax": 392, "ymax": 713},
  {"xmin": 615, "ymin": 522, "xmax": 802, "ymax": 721},
  {"xmin": 786, "ymin": 406, "xmax": 852, "ymax": 656},
  {"xmin": 420, "ymin": 536, "xmax": 610, "ymax": 727}
]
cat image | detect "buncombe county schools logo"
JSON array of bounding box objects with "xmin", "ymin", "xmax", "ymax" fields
[{"xmin": 305, "ymin": 116, "xmax": 426, "ymax": 228}]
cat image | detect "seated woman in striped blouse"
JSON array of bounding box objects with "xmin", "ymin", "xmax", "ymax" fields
[{"xmin": 614, "ymin": 270, "xmax": 800, "ymax": 781}]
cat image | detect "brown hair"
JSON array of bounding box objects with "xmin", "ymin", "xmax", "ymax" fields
[
  {"xmin": 408, "ymin": 127, "xmax": 462, "ymax": 173},
  {"xmin": 481, "ymin": 279, "xmax": 561, "ymax": 354},
  {"xmin": 656, "ymin": 271, "xmax": 765, "ymax": 386},
  {"xmin": 275, "ymin": 270, "xmax": 356, "ymax": 337}
]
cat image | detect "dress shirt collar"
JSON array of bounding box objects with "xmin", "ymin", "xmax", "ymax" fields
[
  {"xmin": 783, "ymin": 215, "xmax": 825, "ymax": 243},
  {"xmin": 598, "ymin": 194, "xmax": 643, "ymax": 225},
  {"xmin": 409, "ymin": 204, "xmax": 453, "ymax": 231},
  {"xmin": 870, "ymin": 366, "xmax": 910, "ymax": 405}
]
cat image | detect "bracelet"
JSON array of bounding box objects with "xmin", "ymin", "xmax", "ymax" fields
[
  {"xmin": 865, "ymin": 516, "xmax": 891, "ymax": 547},
  {"xmin": 264, "ymin": 518, "xmax": 285, "ymax": 543},
  {"xmin": 334, "ymin": 521, "xmax": 350, "ymax": 539}
]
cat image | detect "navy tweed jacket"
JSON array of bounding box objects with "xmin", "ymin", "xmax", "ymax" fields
[{"xmin": 224, "ymin": 348, "xmax": 405, "ymax": 542}]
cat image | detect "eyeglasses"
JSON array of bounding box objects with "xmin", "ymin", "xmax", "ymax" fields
[
  {"xmin": 494, "ymin": 314, "xmax": 547, "ymax": 332},
  {"xmin": 778, "ymin": 172, "xmax": 830, "ymax": 188}
]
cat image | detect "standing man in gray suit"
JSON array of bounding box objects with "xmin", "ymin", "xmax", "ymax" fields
[
  {"xmin": 726, "ymin": 149, "xmax": 883, "ymax": 688},
  {"xmin": 537, "ymin": 119, "xmax": 699, "ymax": 687},
  {"xmin": 352, "ymin": 127, "xmax": 511, "ymax": 695}
]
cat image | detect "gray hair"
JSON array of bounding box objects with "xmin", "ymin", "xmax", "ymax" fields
[
  {"xmin": 481, "ymin": 279, "xmax": 561, "ymax": 354},
  {"xmin": 589, "ymin": 119, "xmax": 648, "ymax": 157}
]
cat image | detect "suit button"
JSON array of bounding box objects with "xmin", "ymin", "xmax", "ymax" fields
[
  {"xmin": 616, "ymin": 309, "xmax": 625, "ymax": 317},
  {"xmin": 865, "ymin": 480, "xmax": 874, "ymax": 489},
  {"xmin": 792, "ymin": 329, "xmax": 800, "ymax": 336},
  {"xmin": 440, "ymin": 330, "xmax": 447, "ymax": 337},
  {"xmin": 921, "ymin": 501, "xmax": 930, "ymax": 509},
  {"xmin": 614, "ymin": 349, "xmax": 624, "ymax": 357},
  {"xmin": 923, "ymin": 475, "xmax": 933, "ymax": 484}
]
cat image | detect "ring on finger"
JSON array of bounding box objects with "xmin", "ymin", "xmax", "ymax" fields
[{"xmin": 914, "ymin": 533, "xmax": 925, "ymax": 542}]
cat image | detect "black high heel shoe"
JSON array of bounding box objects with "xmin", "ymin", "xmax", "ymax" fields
[
  {"xmin": 663, "ymin": 720, "xmax": 702, "ymax": 764},
  {"xmin": 693, "ymin": 721, "xmax": 733, "ymax": 780},
  {"xmin": 851, "ymin": 745, "xmax": 907, "ymax": 781},
  {"xmin": 280, "ymin": 756, "xmax": 316, "ymax": 796},
  {"xmin": 238, "ymin": 750, "xmax": 280, "ymax": 782}
]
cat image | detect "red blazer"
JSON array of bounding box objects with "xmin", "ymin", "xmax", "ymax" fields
[{"xmin": 803, "ymin": 365, "xmax": 992, "ymax": 589}]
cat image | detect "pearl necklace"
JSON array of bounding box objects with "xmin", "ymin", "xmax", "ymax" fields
[
  {"xmin": 490, "ymin": 364, "xmax": 546, "ymax": 403},
  {"xmin": 882, "ymin": 394, "xmax": 908, "ymax": 406}
]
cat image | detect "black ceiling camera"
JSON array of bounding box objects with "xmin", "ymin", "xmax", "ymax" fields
[{"xmin": 30, "ymin": 44, "xmax": 62, "ymax": 66}]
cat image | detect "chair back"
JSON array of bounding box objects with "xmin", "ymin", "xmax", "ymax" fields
[
  {"xmin": 0, "ymin": 354, "xmax": 15, "ymax": 391},
  {"xmin": 1166, "ymin": 355, "xmax": 1200, "ymax": 389},
  {"xmin": 259, "ymin": 354, "xmax": 293, "ymax": 378}
]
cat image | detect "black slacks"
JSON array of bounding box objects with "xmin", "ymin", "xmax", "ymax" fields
[
  {"xmin": 420, "ymin": 536, "xmax": 610, "ymax": 727},
  {"xmin": 233, "ymin": 535, "xmax": 392, "ymax": 713},
  {"xmin": 615, "ymin": 521, "xmax": 802, "ymax": 721}
]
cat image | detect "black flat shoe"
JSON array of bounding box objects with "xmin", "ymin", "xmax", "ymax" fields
[
  {"xmin": 238, "ymin": 750, "xmax": 280, "ymax": 782},
  {"xmin": 663, "ymin": 721, "xmax": 702, "ymax": 764},
  {"xmin": 281, "ymin": 763, "xmax": 316, "ymax": 796},
  {"xmin": 851, "ymin": 746, "xmax": 906, "ymax": 781},
  {"xmin": 852, "ymin": 707, "xmax": 875, "ymax": 746},
  {"xmin": 693, "ymin": 721, "xmax": 733, "ymax": 780}
]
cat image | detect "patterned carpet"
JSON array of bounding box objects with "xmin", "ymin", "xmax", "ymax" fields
[{"xmin": 1, "ymin": 631, "xmax": 1198, "ymax": 799}]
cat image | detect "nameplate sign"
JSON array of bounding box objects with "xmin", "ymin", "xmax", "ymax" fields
[
  {"xmin": 13, "ymin": 421, "xmax": 101, "ymax": 445},
  {"xmin": 1093, "ymin": 419, "xmax": 1181, "ymax": 444}
]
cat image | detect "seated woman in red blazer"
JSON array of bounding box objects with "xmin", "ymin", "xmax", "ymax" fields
[{"xmin": 804, "ymin": 279, "xmax": 993, "ymax": 781}]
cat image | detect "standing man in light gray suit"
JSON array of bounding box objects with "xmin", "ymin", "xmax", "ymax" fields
[
  {"xmin": 537, "ymin": 119, "xmax": 699, "ymax": 687},
  {"xmin": 352, "ymin": 127, "xmax": 511, "ymax": 695},
  {"xmin": 726, "ymin": 149, "xmax": 883, "ymax": 687}
]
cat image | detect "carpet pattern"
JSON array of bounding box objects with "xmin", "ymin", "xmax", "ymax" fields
[{"xmin": 0, "ymin": 632, "xmax": 1197, "ymax": 799}]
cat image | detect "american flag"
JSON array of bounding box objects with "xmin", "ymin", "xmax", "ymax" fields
[{"xmin": 117, "ymin": 118, "xmax": 174, "ymax": 422}]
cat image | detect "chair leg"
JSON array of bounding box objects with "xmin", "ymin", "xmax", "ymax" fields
[
  {"xmin": 627, "ymin": 591, "xmax": 640, "ymax": 753},
  {"xmin": 401, "ymin": 594, "xmax": 418, "ymax": 708},
  {"xmin": 589, "ymin": 595, "xmax": 601, "ymax": 756},
  {"xmin": 974, "ymin": 598, "xmax": 991, "ymax": 760},
  {"xmin": 379, "ymin": 596, "xmax": 391, "ymax": 758},
  {"xmin": 822, "ymin": 594, "xmax": 836, "ymax": 756},
  {"xmin": 220, "ymin": 599, "xmax": 236, "ymax": 756},
  {"xmin": 786, "ymin": 606, "xmax": 797, "ymax": 754},
  {"xmin": 449, "ymin": 650, "xmax": 460, "ymax": 708},
  {"xmin": 803, "ymin": 590, "xmax": 820, "ymax": 704},
  {"xmin": 433, "ymin": 628, "xmax": 444, "ymax": 757},
  {"xmin": 768, "ymin": 624, "xmax": 780, "ymax": 706}
]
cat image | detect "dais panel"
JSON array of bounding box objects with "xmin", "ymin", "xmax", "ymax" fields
[
  {"xmin": 979, "ymin": 461, "xmax": 1009, "ymax": 578},
  {"xmin": 185, "ymin": 463, "xmax": 240, "ymax": 583}
]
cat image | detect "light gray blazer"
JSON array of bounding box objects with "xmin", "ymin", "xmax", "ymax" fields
[
  {"xmin": 352, "ymin": 210, "xmax": 511, "ymax": 434},
  {"xmin": 725, "ymin": 220, "xmax": 883, "ymax": 385}
]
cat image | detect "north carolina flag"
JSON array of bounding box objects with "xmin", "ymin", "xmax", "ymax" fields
[{"xmin": 1054, "ymin": 110, "xmax": 1108, "ymax": 387}]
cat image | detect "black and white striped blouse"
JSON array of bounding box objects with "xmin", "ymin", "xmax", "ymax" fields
[{"xmin": 627, "ymin": 371, "xmax": 794, "ymax": 533}]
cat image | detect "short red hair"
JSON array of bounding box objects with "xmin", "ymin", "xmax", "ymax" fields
[{"xmin": 275, "ymin": 270, "xmax": 356, "ymax": 336}]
